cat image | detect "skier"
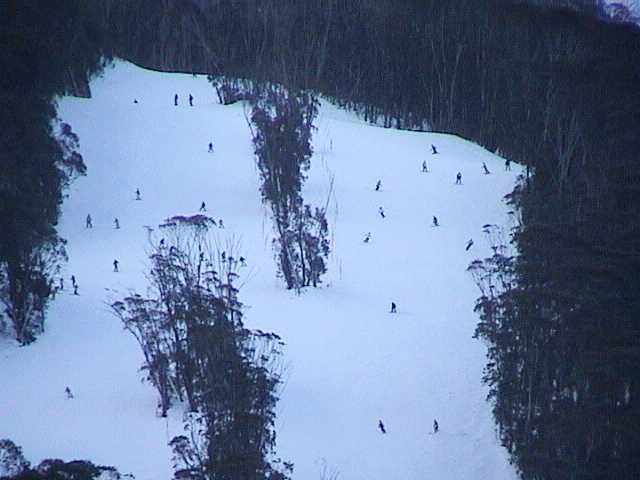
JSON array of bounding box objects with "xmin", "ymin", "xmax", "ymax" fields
[
  {"xmin": 433, "ymin": 419, "xmax": 439, "ymax": 433},
  {"xmin": 71, "ymin": 275, "xmax": 77, "ymax": 288},
  {"xmin": 505, "ymin": 158, "xmax": 511, "ymax": 171},
  {"xmin": 113, "ymin": 259, "xmax": 119, "ymax": 272},
  {"xmin": 239, "ymin": 256, "xmax": 247, "ymax": 266},
  {"xmin": 390, "ymin": 302, "xmax": 397, "ymax": 313},
  {"xmin": 363, "ymin": 232, "xmax": 371, "ymax": 243},
  {"xmin": 189, "ymin": 94, "xmax": 194, "ymax": 107},
  {"xmin": 422, "ymin": 160, "xmax": 428, "ymax": 173},
  {"xmin": 114, "ymin": 218, "xmax": 120, "ymax": 229},
  {"xmin": 221, "ymin": 251, "xmax": 226, "ymax": 263},
  {"xmin": 375, "ymin": 180, "xmax": 381, "ymax": 191},
  {"xmin": 73, "ymin": 284, "xmax": 79, "ymax": 295},
  {"xmin": 59, "ymin": 277, "xmax": 64, "ymax": 291},
  {"xmin": 431, "ymin": 144, "xmax": 438, "ymax": 155},
  {"xmin": 379, "ymin": 207, "xmax": 385, "ymax": 219},
  {"xmin": 465, "ymin": 239, "xmax": 474, "ymax": 251},
  {"xmin": 65, "ymin": 387, "xmax": 74, "ymax": 399},
  {"xmin": 160, "ymin": 238, "xmax": 166, "ymax": 248},
  {"xmin": 174, "ymin": 94, "xmax": 178, "ymax": 106},
  {"xmin": 85, "ymin": 214, "xmax": 93, "ymax": 229},
  {"xmin": 482, "ymin": 162, "xmax": 491, "ymax": 175},
  {"xmin": 136, "ymin": 188, "xmax": 141, "ymax": 200},
  {"xmin": 219, "ymin": 219, "xmax": 224, "ymax": 229},
  {"xmin": 208, "ymin": 142, "xmax": 213, "ymax": 153},
  {"xmin": 378, "ymin": 420, "xmax": 387, "ymax": 434},
  {"xmin": 456, "ymin": 172, "xmax": 462, "ymax": 184},
  {"xmin": 200, "ymin": 201, "xmax": 207, "ymax": 212},
  {"xmin": 432, "ymin": 216, "xmax": 439, "ymax": 227}
]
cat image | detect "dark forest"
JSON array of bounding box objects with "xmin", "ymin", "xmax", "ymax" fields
[{"xmin": 2, "ymin": 1, "xmax": 639, "ymax": 479}]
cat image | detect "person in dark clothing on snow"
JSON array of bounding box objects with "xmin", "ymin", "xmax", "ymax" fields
[
  {"xmin": 456, "ymin": 172, "xmax": 462, "ymax": 184},
  {"xmin": 73, "ymin": 284, "xmax": 79, "ymax": 295},
  {"xmin": 239, "ymin": 256, "xmax": 247, "ymax": 266},
  {"xmin": 431, "ymin": 144, "xmax": 438, "ymax": 154},
  {"xmin": 482, "ymin": 162, "xmax": 491, "ymax": 175},
  {"xmin": 375, "ymin": 180, "xmax": 381, "ymax": 191},
  {"xmin": 208, "ymin": 142, "xmax": 213, "ymax": 153},
  {"xmin": 136, "ymin": 188, "xmax": 141, "ymax": 200},
  {"xmin": 422, "ymin": 160, "xmax": 428, "ymax": 173},
  {"xmin": 465, "ymin": 239, "xmax": 474, "ymax": 251},
  {"xmin": 65, "ymin": 387, "xmax": 74, "ymax": 399},
  {"xmin": 59, "ymin": 278, "xmax": 64, "ymax": 291},
  {"xmin": 160, "ymin": 238, "xmax": 165, "ymax": 248},
  {"xmin": 433, "ymin": 419, "xmax": 439, "ymax": 433},
  {"xmin": 390, "ymin": 302, "xmax": 397, "ymax": 313},
  {"xmin": 86, "ymin": 214, "xmax": 93, "ymax": 229},
  {"xmin": 218, "ymin": 219, "xmax": 224, "ymax": 228},
  {"xmin": 114, "ymin": 218, "xmax": 120, "ymax": 229},
  {"xmin": 174, "ymin": 94, "xmax": 178, "ymax": 106},
  {"xmin": 433, "ymin": 216, "xmax": 439, "ymax": 227},
  {"xmin": 363, "ymin": 232, "xmax": 371, "ymax": 243},
  {"xmin": 200, "ymin": 201, "xmax": 207, "ymax": 212},
  {"xmin": 505, "ymin": 158, "xmax": 511, "ymax": 171},
  {"xmin": 189, "ymin": 94, "xmax": 194, "ymax": 106},
  {"xmin": 379, "ymin": 207, "xmax": 385, "ymax": 218},
  {"xmin": 113, "ymin": 259, "xmax": 119, "ymax": 272},
  {"xmin": 378, "ymin": 420, "xmax": 387, "ymax": 434},
  {"xmin": 71, "ymin": 275, "xmax": 77, "ymax": 288}
]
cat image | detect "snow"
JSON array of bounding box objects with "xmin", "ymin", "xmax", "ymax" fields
[{"xmin": 0, "ymin": 60, "xmax": 521, "ymax": 480}]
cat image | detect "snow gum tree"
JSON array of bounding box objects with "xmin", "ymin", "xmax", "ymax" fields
[
  {"xmin": 112, "ymin": 215, "xmax": 290, "ymax": 480},
  {"xmin": 248, "ymin": 85, "xmax": 330, "ymax": 291}
]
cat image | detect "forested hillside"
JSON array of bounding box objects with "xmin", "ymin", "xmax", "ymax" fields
[
  {"xmin": 2, "ymin": 1, "xmax": 640, "ymax": 479},
  {"xmin": 0, "ymin": 1, "xmax": 107, "ymax": 344},
  {"xmin": 97, "ymin": 1, "xmax": 640, "ymax": 478}
]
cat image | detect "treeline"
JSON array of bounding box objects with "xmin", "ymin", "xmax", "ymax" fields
[
  {"xmin": 112, "ymin": 216, "xmax": 290, "ymax": 480},
  {"xmin": 0, "ymin": 1, "xmax": 108, "ymax": 344},
  {"xmin": 97, "ymin": 1, "xmax": 640, "ymax": 478}
]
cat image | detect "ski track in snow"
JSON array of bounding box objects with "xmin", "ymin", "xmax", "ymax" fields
[{"xmin": 0, "ymin": 61, "xmax": 520, "ymax": 480}]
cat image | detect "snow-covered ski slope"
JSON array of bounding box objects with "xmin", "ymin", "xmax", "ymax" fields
[{"xmin": 1, "ymin": 61, "xmax": 521, "ymax": 480}]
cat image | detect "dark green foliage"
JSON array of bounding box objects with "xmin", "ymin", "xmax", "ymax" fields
[
  {"xmin": 112, "ymin": 217, "xmax": 289, "ymax": 480},
  {"xmin": 249, "ymin": 86, "xmax": 329, "ymax": 290},
  {"xmin": 0, "ymin": 439, "xmax": 30, "ymax": 478},
  {"xmin": 0, "ymin": 1, "xmax": 107, "ymax": 344},
  {"xmin": 0, "ymin": 439, "xmax": 122, "ymax": 480},
  {"xmin": 472, "ymin": 198, "xmax": 640, "ymax": 479}
]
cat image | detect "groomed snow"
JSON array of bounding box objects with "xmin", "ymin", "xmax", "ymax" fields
[{"xmin": 1, "ymin": 61, "xmax": 520, "ymax": 480}]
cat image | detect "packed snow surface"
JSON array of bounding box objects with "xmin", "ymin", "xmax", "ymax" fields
[{"xmin": 1, "ymin": 61, "xmax": 521, "ymax": 480}]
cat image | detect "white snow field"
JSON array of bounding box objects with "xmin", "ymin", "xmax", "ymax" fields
[{"xmin": 1, "ymin": 61, "xmax": 521, "ymax": 480}]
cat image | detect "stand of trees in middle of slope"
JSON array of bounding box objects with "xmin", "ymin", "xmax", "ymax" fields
[
  {"xmin": 112, "ymin": 215, "xmax": 290, "ymax": 480},
  {"xmin": 245, "ymin": 84, "xmax": 330, "ymax": 291}
]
